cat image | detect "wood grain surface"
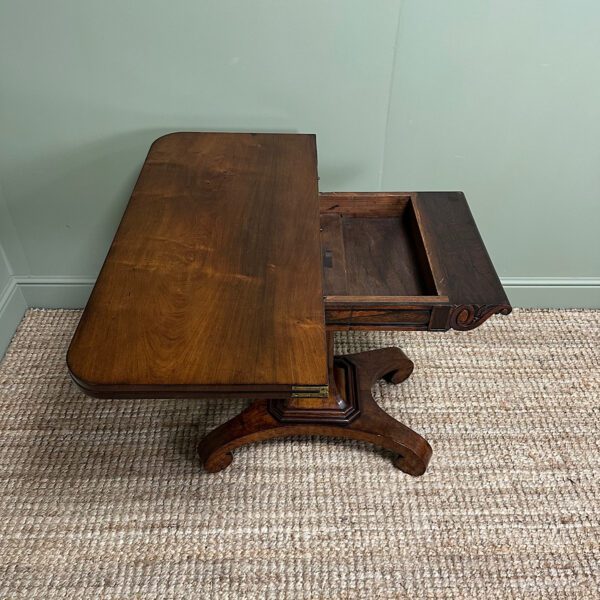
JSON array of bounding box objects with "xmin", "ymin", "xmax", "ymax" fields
[
  {"xmin": 67, "ymin": 132, "xmax": 328, "ymax": 397},
  {"xmin": 319, "ymin": 191, "xmax": 510, "ymax": 331},
  {"xmin": 198, "ymin": 345, "xmax": 432, "ymax": 476}
]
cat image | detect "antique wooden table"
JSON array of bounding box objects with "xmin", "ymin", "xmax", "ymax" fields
[{"xmin": 67, "ymin": 132, "xmax": 511, "ymax": 476}]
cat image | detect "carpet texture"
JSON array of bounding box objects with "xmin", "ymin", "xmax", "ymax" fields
[{"xmin": 0, "ymin": 309, "xmax": 599, "ymax": 599}]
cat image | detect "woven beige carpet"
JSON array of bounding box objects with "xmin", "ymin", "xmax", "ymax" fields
[{"xmin": 0, "ymin": 309, "xmax": 599, "ymax": 599}]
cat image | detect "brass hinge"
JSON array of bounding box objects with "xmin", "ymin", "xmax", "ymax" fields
[{"xmin": 291, "ymin": 385, "xmax": 329, "ymax": 398}]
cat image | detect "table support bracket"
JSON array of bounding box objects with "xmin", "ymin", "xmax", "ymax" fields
[{"xmin": 197, "ymin": 345, "xmax": 432, "ymax": 477}]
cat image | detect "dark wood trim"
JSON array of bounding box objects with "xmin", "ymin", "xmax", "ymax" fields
[
  {"xmin": 319, "ymin": 192, "xmax": 414, "ymax": 217},
  {"xmin": 450, "ymin": 303, "xmax": 512, "ymax": 331},
  {"xmin": 324, "ymin": 295, "xmax": 449, "ymax": 305},
  {"xmin": 412, "ymin": 191, "xmax": 511, "ymax": 308}
]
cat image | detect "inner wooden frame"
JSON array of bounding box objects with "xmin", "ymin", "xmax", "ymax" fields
[{"xmin": 320, "ymin": 192, "xmax": 449, "ymax": 330}]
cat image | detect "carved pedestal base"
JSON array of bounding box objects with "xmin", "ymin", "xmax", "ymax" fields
[{"xmin": 197, "ymin": 346, "xmax": 432, "ymax": 476}]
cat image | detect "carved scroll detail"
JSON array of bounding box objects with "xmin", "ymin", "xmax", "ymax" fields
[{"xmin": 450, "ymin": 304, "xmax": 512, "ymax": 331}]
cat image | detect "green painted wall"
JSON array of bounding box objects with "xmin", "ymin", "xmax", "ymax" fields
[
  {"xmin": 383, "ymin": 1, "xmax": 600, "ymax": 282},
  {"xmin": 0, "ymin": 0, "xmax": 400, "ymax": 277},
  {"xmin": 0, "ymin": 0, "xmax": 599, "ymax": 322}
]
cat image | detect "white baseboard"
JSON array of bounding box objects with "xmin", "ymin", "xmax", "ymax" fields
[
  {"xmin": 15, "ymin": 275, "xmax": 600, "ymax": 309},
  {"xmin": 0, "ymin": 277, "xmax": 27, "ymax": 358},
  {"xmin": 16, "ymin": 276, "xmax": 95, "ymax": 309},
  {"xmin": 11, "ymin": 275, "xmax": 600, "ymax": 309},
  {"xmin": 502, "ymin": 277, "xmax": 600, "ymax": 308},
  {"xmin": 501, "ymin": 277, "xmax": 600, "ymax": 287}
]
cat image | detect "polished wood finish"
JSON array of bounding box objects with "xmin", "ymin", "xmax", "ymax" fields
[
  {"xmin": 67, "ymin": 133, "xmax": 512, "ymax": 476},
  {"xmin": 67, "ymin": 133, "xmax": 328, "ymax": 398},
  {"xmin": 320, "ymin": 194, "xmax": 435, "ymax": 297},
  {"xmin": 320, "ymin": 191, "xmax": 511, "ymax": 331},
  {"xmin": 268, "ymin": 332, "xmax": 360, "ymax": 423},
  {"xmin": 198, "ymin": 343, "xmax": 431, "ymax": 476},
  {"xmin": 320, "ymin": 192, "xmax": 411, "ymax": 217},
  {"xmin": 413, "ymin": 191, "xmax": 512, "ymax": 329}
]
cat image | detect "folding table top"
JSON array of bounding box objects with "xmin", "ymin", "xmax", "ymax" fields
[{"xmin": 67, "ymin": 132, "xmax": 328, "ymax": 398}]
